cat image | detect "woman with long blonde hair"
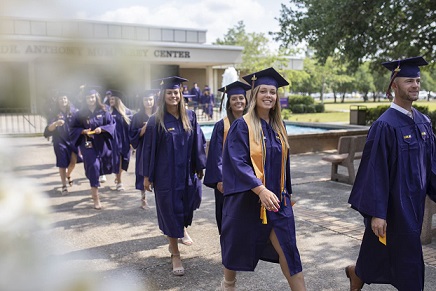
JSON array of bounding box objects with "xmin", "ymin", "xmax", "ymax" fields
[
  {"xmin": 220, "ymin": 68, "xmax": 306, "ymax": 290},
  {"xmin": 140, "ymin": 76, "xmax": 206, "ymax": 276},
  {"xmin": 109, "ymin": 92, "xmax": 132, "ymax": 191}
]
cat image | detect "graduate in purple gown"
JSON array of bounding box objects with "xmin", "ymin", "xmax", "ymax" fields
[
  {"xmin": 70, "ymin": 88, "xmax": 116, "ymax": 210},
  {"xmin": 44, "ymin": 92, "xmax": 80, "ymax": 195},
  {"xmin": 140, "ymin": 76, "xmax": 206, "ymax": 276},
  {"xmin": 128, "ymin": 89, "xmax": 157, "ymax": 209},
  {"xmin": 204, "ymin": 81, "xmax": 251, "ymax": 234},
  {"xmin": 201, "ymin": 86, "xmax": 214, "ymax": 120},
  {"xmin": 220, "ymin": 68, "xmax": 306, "ymax": 290},
  {"xmin": 109, "ymin": 90, "xmax": 133, "ymax": 191},
  {"xmin": 346, "ymin": 57, "xmax": 436, "ymax": 291}
]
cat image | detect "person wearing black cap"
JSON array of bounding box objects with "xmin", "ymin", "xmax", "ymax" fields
[
  {"xmin": 139, "ymin": 76, "xmax": 207, "ymax": 276},
  {"xmin": 220, "ymin": 68, "xmax": 306, "ymax": 290},
  {"xmin": 204, "ymin": 80, "xmax": 251, "ymax": 234},
  {"xmin": 129, "ymin": 89, "xmax": 158, "ymax": 209},
  {"xmin": 108, "ymin": 90, "xmax": 133, "ymax": 191},
  {"xmin": 70, "ymin": 88, "xmax": 117, "ymax": 210},
  {"xmin": 44, "ymin": 92, "xmax": 80, "ymax": 195},
  {"xmin": 346, "ymin": 56, "xmax": 436, "ymax": 291}
]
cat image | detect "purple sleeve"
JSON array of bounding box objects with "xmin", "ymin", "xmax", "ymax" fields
[
  {"xmin": 222, "ymin": 118, "xmax": 263, "ymax": 196},
  {"xmin": 348, "ymin": 121, "xmax": 393, "ymax": 219},
  {"xmin": 203, "ymin": 120, "xmax": 224, "ymax": 188}
]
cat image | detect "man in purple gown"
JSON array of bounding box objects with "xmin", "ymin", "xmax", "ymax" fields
[{"xmin": 346, "ymin": 56, "xmax": 436, "ymax": 291}]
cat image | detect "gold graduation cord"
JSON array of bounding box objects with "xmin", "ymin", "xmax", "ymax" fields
[
  {"xmin": 223, "ymin": 117, "xmax": 230, "ymax": 147},
  {"xmin": 243, "ymin": 115, "xmax": 287, "ymax": 224}
]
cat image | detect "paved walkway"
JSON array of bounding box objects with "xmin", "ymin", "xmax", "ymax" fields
[{"xmin": 4, "ymin": 136, "xmax": 436, "ymax": 290}]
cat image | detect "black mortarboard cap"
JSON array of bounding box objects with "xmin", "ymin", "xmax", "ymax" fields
[
  {"xmin": 157, "ymin": 76, "xmax": 188, "ymax": 90},
  {"xmin": 84, "ymin": 86, "xmax": 102, "ymax": 96},
  {"xmin": 142, "ymin": 89, "xmax": 159, "ymax": 97},
  {"xmin": 106, "ymin": 89, "xmax": 126, "ymax": 100},
  {"xmin": 242, "ymin": 67, "xmax": 289, "ymax": 89},
  {"xmin": 218, "ymin": 81, "xmax": 251, "ymax": 96},
  {"xmin": 382, "ymin": 56, "xmax": 428, "ymax": 78}
]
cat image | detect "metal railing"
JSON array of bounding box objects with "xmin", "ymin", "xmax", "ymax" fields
[{"xmin": 0, "ymin": 108, "xmax": 46, "ymax": 135}]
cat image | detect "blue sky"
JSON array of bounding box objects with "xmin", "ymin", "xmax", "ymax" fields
[{"xmin": 2, "ymin": 0, "xmax": 287, "ymax": 49}]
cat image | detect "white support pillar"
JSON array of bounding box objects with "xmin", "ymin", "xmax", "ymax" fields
[
  {"xmin": 205, "ymin": 66, "xmax": 213, "ymax": 92},
  {"xmin": 28, "ymin": 60, "xmax": 37, "ymax": 114}
]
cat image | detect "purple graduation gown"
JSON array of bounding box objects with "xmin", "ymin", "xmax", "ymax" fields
[
  {"xmin": 44, "ymin": 107, "xmax": 80, "ymax": 168},
  {"xmin": 349, "ymin": 108, "xmax": 436, "ymax": 291},
  {"xmin": 221, "ymin": 118, "xmax": 303, "ymax": 275},
  {"xmin": 204, "ymin": 119, "xmax": 225, "ymax": 233},
  {"xmin": 128, "ymin": 110, "xmax": 151, "ymax": 191},
  {"xmin": 112, "ymin": 108, "xmax": 132, "ymax": 171},
  {"xmin": 139, "ymin": 109, "xmax": 207, "ymax": 238},
  {"xmin": 70, "ymin": 107, "xmax": 116, "ymax": 187}
]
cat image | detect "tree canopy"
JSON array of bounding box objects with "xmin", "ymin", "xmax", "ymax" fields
[
  {"xmin": 273, "ymin": 0, "xmax": 436, "ymax": 69},
  {"xmin": 214, "ymin": 21, "xmax": 288, "ymax": 76}
]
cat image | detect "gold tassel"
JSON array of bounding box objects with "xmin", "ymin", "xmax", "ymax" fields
[{"xmin": 260, "ymin": 206, "xmax": 267, "ymax": 224}]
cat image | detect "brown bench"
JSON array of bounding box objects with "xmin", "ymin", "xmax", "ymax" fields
[
  {"xmin": 322, "ymin": 135, "xmax": 366, "ymax": 185},
  {"xmin": 421, "ymin": 196, "xmax": 436, "ymax": 244}
]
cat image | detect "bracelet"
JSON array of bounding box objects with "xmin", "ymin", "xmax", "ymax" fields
[{"xmin": 257, "ymin": 187, "xmax": 267, "ymax": 196}]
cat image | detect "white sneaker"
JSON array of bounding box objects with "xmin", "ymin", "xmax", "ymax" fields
[
  {"xmin": 99, "ymin": 175, "xmax": 107, "ymax": 183},
  {"xmin": 116, "ymin": 183, "xmax": 125, "ymax": 191}
]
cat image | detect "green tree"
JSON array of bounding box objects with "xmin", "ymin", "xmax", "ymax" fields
[
  {"xmin": 214, "ymin": 21, "xmax": 288, "ymax": 77},
  {"xmin": 273, "ymin": 0, "xmax": 436, "ymax": 69},
  {"xmin": 354, "ymin": 62, "xmax": 376, "ymax": 101}
]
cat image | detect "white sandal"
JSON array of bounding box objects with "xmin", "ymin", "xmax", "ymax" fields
[
  {"xmin": 116, "ymin": 183, "xmax": 125, "ymax": 191},
  {"xmin": 168, "ymin": 246, "xmax": 184, "ymax": 276},
  {"xmin": 220, "ymin": 278, "xmax": 236, "ymax": 291}
]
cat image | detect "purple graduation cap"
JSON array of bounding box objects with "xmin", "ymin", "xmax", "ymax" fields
[
  {"xmin": 242, "ymin": 67, "xmax": 289, "ymax": 89},
  {"xmin": 382, "ymin": 56, "xmax": 428, "ymax": 78},
  {"xmin": 218, "ymin": 80, "xmax": 252, "ymax": 112},
  {"xmin": 157, "ymin": 76, "xmax": 188, "ymax": 90},
  {"xmin": 382, "ymin": 56, "xmax": 428, "ymax": 99},
  {"xmin": 218, "ymin": 80, "xmax": 251, "ymax": 96}
]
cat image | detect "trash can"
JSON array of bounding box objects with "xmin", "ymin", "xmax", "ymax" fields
[{"xmin": 350, "ymin": 105, "xmax": 367, "ymax": 125}]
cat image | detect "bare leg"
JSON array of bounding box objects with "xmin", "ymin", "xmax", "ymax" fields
[
  {"xmin": 270, "ymin": 229, "xmax": 306, "ymax": 291},
  {"xmin": 115, "ymin": 162, "xmax": 124, "ymax": 191},
  {"xmin": 59, "ymin": 167, "xmax": 67, "ymax": 187},
  {"xmin": 141, "ymin": 190, "xmax": 148, "ymax": 209},
  {"xmin": 66, "ymin": 153, "xmax": 77, "ymax": 186},
  {"xmin": 222, "ymin": 267, "xmax": 237, "ymax": 290},
  {"xmin": 91, "ymin": 187, "xmax": 101, "ymax": 209},
  {"xmin": 168, "ymin": 236, "xmax": 184, "ymax": 275}
]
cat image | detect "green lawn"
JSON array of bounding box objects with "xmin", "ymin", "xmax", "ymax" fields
[{"xmin": 285, "ymin": 99, "xmax": 436, "ymax": 123}]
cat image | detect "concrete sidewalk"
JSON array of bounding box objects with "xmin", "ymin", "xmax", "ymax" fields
[{"xmin": 6, "ymin": 136, "xmax": 436, "ymax": 290}]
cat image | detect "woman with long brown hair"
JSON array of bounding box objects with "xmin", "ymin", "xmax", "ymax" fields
[
  {"xmin": 140, "ymin": 76, "xmax": 206, "ymax": 276},
  {"xmin": 70, "ymin": 88, "xmax": 116, "ymax": 209},
  {"xmin": 204, "ymin": 80, "xmax": 251, "ymax": 234},
  {"xmin": 44, "ymin": 92, "xmax": 80, "ymax": 195}
]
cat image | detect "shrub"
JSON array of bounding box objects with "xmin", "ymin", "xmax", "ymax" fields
[
  {"xmin": 414, "ymin": 105, "xmax": 429, "ymax": 115},
  {"xmin": 427, "ymin": 110, "xmax": 436, "ymax": 134},
  {"xmin": 306, "ymin": 104, "xmax": 316, "ymax": 113},
  {"xmin": 288, "ymin": 95, "xmax": 314, "ymax": 106},
  {"xmin": 366, "ymin": 105, "xmax": 389, "ymax": 124},
  {"xmin": 281, "ymin": 109, "xmax": 292, "ymax": 120},
  {"xmin": 291, "ymin": 104, "xmax": 306, "ymax": 113},
  {"xmin": 314, "ymin": 103, "xmax": 325, "ymax": 113}
]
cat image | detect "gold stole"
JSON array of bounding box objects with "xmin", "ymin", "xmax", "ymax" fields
[
  {"xmin": 223, "ymin": 117, "xmax": 230, "ymax": 147},
  {"xmin": 243, "ymin": 115, "xmax": 287, "ymax": 224}
]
